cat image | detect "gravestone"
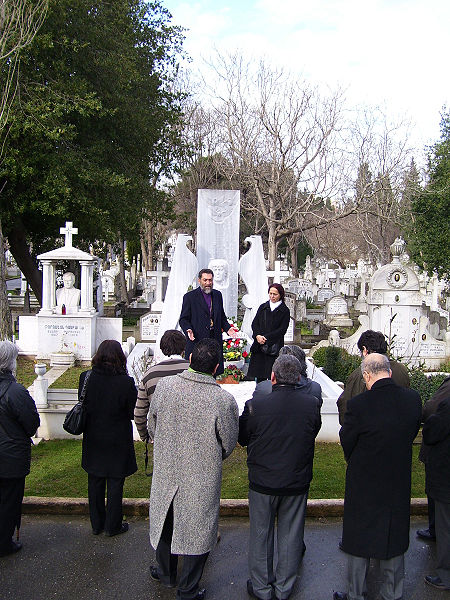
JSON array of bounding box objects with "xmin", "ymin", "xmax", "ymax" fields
[
  {"xmin": 317, "ymin": 288, "xmax": 334, "ymax": 303},
  {"xmin": 324, "ymin": 296, "xmax": 353, "ymax": 327},
  {"xmin": 284, "ymin": 291, "xmax": 296, "ymax": 342},
  {"xmin": 197, "ymin": 189, "xmax": 240, "ymax": 317},
  {"xmin": 140, "ymin": 312, "xmax": 161, "ymax": 341},
  {"xmin": 368, "ymin": 237, "xmax": 448, "ymax": 367},
  {"xmin": 286, "ymin": 278, "xmax": 313, "ymax": 301}
]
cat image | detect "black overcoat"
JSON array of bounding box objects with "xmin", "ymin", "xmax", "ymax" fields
[
  {"xmin": 340, "ymin": 378, "xmax": 421, "ymax": 559},
  {"xmin": 246, "ymin": 301, "xmax": 290, "ymax": 381},
  {"xmin": 0, "ymin": 373, "xmax": 40, "ymax": 478},
  {"xmin": 179, "ymin": 287, "xmax": 231, "ymax": 375},
  {"xmin": 80, "ymin": 367, "xmax": 137, "ymax": 478},
  {"xmin": 423, "ymin": 389, "xmax": 450, "ymax": 504}
]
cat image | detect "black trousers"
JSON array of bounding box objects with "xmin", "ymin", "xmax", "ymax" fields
[
  {"xmin": 156, "ymin": 502, "xmax": 209, "ymax": 599},
  {"xmin": 87, "ymin": 474, "xmax": 124, "ymax": 534},
  {"xmin": 427, "ymin": 495, "xmax": 436, "ymax": 535},
  {"xmin": 0, "ymin": 477, "xmax": 25, "ymax": 553}
]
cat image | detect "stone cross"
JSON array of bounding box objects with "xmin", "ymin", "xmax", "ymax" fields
[
  {"xmin": 266, "ymin": 260, "xmax": 290, "ymax": 284},
  {"xmin": 60, "ymin": 221, "xmax": 78, "ymax": 248},
  {"xmin": 146, "ymin": 259, "xmax": 170, "ymax": 312}
]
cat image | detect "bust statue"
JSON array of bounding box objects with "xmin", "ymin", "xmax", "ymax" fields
[
  {"xmin": 208, "ymin": 258, "xmax": 229, "ymax": 290},
  {"xmin": 56, "ymin": 272, "xmax": 81, "ymax": 313}
]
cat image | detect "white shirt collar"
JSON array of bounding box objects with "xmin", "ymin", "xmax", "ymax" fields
[{"xmin": 269, "ymin": 300, "xmax": 282, "ymax": 311}]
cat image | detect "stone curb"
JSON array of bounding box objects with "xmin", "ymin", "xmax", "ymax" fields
[{"xmin": 22, "ymin": 497, "xmax": 428, "ymax": 518}]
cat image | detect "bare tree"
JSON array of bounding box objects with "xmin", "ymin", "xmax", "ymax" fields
[{"xmin": 0, "ymin": 0, "xmax": 48, "ymax": 339}]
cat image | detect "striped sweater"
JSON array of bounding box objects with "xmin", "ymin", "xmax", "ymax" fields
[{"xmin": 134, "ymin": 357, "xmax": 189, "ymax": 441}]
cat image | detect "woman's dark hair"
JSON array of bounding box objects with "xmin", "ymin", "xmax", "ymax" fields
[
  {"xmin": 160, "ymin": 329, "xmax": 186, "ymax": 357},
  {"xmin": 190, "ymin": 339, "xmax": 221, "ymax": 374},
  {"xmin": 92, "ymin": 339, "xmax": 127, "ymax": 374},
  {"xmin": 268, "ymin": 282, "xmax": 285, "ymax": 302}
]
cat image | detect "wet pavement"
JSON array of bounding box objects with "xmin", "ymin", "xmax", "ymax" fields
[{"xmin": 0, "ymin": 515, "xmax": 443, "ymax": 600}]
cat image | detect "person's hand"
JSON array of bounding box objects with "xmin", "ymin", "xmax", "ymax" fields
[
  {"xmin": 227, "ymin": 326, "xmax": 239, "ymax": 339},
  {"xmin": 187, "ymin": 329, "xmax": 195, "ymax": 341},
  {"xmin": 256, "ymin": 335, "xmax": 266, "ymax": 344}
]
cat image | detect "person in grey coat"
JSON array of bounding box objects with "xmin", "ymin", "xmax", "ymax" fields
[
  {"xmin": 0, "ymin": 341, "xmax": 40, "ymax": 557},
  {"xmin": 149, "ymin": 338, "xmax": 239, "ymax": 600}
]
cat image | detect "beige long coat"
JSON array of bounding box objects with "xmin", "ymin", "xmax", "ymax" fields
[{"xmin": 149, "ymin": 370, "xmax": 239, "ymax": 555}]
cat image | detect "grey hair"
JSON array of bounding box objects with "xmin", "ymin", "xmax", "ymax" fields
[
  {"xmin": 361, "ymin": 353, "xmax": 390, "ymax": 376},
  {"xmin": 279, "ymin": 345, "xmax": 307, "ymax": 377},
  {"xmin": 0, "ymin": 340, "xmax": 19, "ymax": 373},
  {"xmin": 272, "ymin": 354, "xmax": 302, "ymax": 385}
]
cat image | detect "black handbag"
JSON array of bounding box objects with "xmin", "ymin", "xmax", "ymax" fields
[
  {"xmin": 63, "ymin": 370, "xmax": 91, "ymax": 435},
  {"xmin": 260, "ymin": 342, "xmax": 280, "ymax": 356}
]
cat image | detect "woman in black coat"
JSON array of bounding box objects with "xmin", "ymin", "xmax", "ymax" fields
[
  {"xmin": 246, "ymin": 284, "xmax": 290, "ymax": 382},
  {"xmin": 80, "ymin": 340, "xmax": 137, "ymax": 536}
]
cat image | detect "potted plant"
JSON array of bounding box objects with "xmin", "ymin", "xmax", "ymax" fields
[{"xmin": 223, "ymin": 337, "xmax": 249, "ymax": 368}]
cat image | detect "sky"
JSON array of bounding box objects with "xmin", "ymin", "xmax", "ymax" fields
[{"xmin": 162, "ymin": 0, "xmax": 449, "ymax": 156}]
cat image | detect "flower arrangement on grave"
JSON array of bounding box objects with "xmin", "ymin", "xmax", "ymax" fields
[
  {"xmin": 223, "ymin": 337, "xmax": 248, "ymax": 362},
  {"xmin": 217, "ymin": 364, "xmax": 245, "ymax": 383}
]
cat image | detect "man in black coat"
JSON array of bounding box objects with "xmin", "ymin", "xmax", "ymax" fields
[
  {"xmin": 336, "ymin": 330, "xmax": 410, "ymax": 425},
  {"xmin": 239, "ymin": 354, "xmax": 321, "ymax": 600},
  {"xmin": 0, "ymin": 341, "xmax": 40, "ymax": 557},
  {"xmin": 422, "ymin": 385, "xmax": 450, "ymax": 591},
  {"xmin": 179, "ymin": 268, "xmax": 237, "ymax": 376},
  {"xmin": 334, "ymin": 353, "xmax": 421, "ymax": 600},
  {"xmin": 417, "ymin": 376, "xmax": 450, "ymax": 542}
]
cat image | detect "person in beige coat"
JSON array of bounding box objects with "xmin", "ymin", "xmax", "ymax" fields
[{"xmin": 148, "ymin": 338, "xmax": 239, "ymax": 600}]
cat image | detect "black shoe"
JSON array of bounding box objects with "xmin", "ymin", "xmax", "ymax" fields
[
  {"xmin": 247, "ymin": 579, "xmax": 275, "ymax": 600},
  {"xmin": 333, "ymin": 593, "xmax": 348, "ymax": 600},
  {"xmin": 194, "ymin": 590, "xmax": 206, "ymax": 600},
  {"xmin": 150, "ymin": 565, "xmax": 176, "ymax": 588},
  {"xmin": 416, "ymin": 528, "xmax": 436, "ymax": 541},
  {"xmin": 105, "ymin": 522, "xmax": 129, "ymax": 537},
  {"xmin": 92, "ymin": 528, "xmax": 103, "ymax": 535},
  {"xmin": 424, "ymin": 575, "xmax": 450, "ymax": 590},
  {"xmin": 0, "ymin": 540, "xmax": 23, "ymax": 557}
]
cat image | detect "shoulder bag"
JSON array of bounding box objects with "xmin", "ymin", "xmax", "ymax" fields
[{"xmin": 63, "ymin": 370, "xmax": 92, "ymax": 435}]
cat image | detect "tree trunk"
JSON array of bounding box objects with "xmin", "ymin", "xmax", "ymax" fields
[
  {"xmin": 6, "ymin": 221, "xmax": 42, "ymax": 305},
  {"xmin": 117, "ymin": 235, "xmax": 130, "ymax": 303},
  {"xmin": 0, "ymin": 220, "xmax": 13, "ymax": 339},
  {"xmin": 267, "ymin": 225, "xmax": 277, "ymax": 270}
]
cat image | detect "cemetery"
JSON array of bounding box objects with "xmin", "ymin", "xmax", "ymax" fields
[{"xmin": 5, "ymin": 187, "xmax": 449, "ymax": 444}]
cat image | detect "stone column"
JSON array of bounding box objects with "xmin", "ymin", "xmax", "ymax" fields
[
  {"xmin": 80, "ymin": 261, "xmax": 94, "ymax": 312},
  {"xmin": 40, "ymin": 260, "xmax": 56, "ymax": 314}
]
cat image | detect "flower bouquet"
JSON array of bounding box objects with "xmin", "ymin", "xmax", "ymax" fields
[
  {"xmin": 217, "ymin": 364, "xmax": 245, "ymax": 384},
  {"xmin": 223, "ymin": 337, "xmax": 249, "ymax": 362}
]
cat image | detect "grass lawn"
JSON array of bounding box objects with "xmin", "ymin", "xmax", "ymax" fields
[{"xmin": 26, "ymin": 440, "xmax": 426, "ymax": 500}]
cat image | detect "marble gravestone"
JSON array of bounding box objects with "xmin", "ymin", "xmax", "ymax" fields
[
  {"xmin": 324, "ymin": 296, "xmax": 353, "ymax": 327},
  {"xmin": 197, "ymin": 189, "xmax": 240, "ymax": 318},
  {"xmin": 140, "ymin": 312, "xmax": 161, "ymax": 341},
  {"xmin": 368, "ymin": 237, "xmax": 448, "ymax": 367}
]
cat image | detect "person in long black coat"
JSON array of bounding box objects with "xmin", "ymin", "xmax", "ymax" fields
[
  {"xmin": 422, "ymin": 388, "xmax": 450, "ymax": 591},
  {"xmin": 80, "ymin": 340, "xmax": 137, "ymax": 537},
  {"xmin": 0, "ymin": 341, "xmax": 40, "ymax": 557},
  {"xmin": 334, "ymin": 353, "xmax": 422, "ymax": 600},
  {"xmin": 179, "ymin": 268, "xmax": 237, "ymax": 376},
  {"xmin": 246, "ymin": 283, "xmax": 290, "ymax": 382}
]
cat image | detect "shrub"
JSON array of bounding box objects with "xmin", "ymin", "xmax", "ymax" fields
[
  {"xmin": 312, "ymin": 346, "xmax": 361, "ymax": 383},
  {"xmin": 409, "ymin": 368, "xmax": 448, "ymax": 405}
]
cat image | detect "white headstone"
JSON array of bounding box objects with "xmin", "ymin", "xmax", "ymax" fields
[{"xmin": 197, "ymin": 189, "xmax": 240, "ymax": 318}]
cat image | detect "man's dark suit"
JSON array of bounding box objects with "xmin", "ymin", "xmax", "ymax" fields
[{"xmin": 179, "ymin": 287, "xmax": 231, "ymax": 375}]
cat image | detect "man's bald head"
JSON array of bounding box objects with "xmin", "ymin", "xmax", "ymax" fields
[{"xmin": 361, "ymin": 353, "xmax": 391, "ymax": 390}]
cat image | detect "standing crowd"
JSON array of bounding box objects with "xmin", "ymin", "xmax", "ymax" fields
[{"xmin": 0, "ymin": 269, "xmax": 449, "ymax": 600}]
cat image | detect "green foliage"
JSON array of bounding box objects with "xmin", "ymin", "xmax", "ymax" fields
[
  {"xmin": 409, "ymin": 111, "xmax": 450, "ymax": 278},
  {"xmin": 0, "ymin": 0, "xmax": 185, "ymax": 259},
  {"xmin": 312, "ymin": 346, "xmax": 361, "ymax": 383},
  {"xmin": 408, "ymin": 368, "xmax": 448, "ymax": 405}
]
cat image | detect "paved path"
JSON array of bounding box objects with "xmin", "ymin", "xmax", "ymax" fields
[{"xmin": 0, "ymin": 515, "xmax": 442, "ymax": 599}]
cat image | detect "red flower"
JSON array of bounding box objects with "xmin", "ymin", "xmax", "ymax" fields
[{"xmin": 242, "ymin": 351, "xmax": 248, "ymax": 358}]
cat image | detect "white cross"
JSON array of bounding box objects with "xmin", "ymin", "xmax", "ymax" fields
[{"xmin": 60, "ymin": 221, "xmax": 78, "ymax": 247}]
